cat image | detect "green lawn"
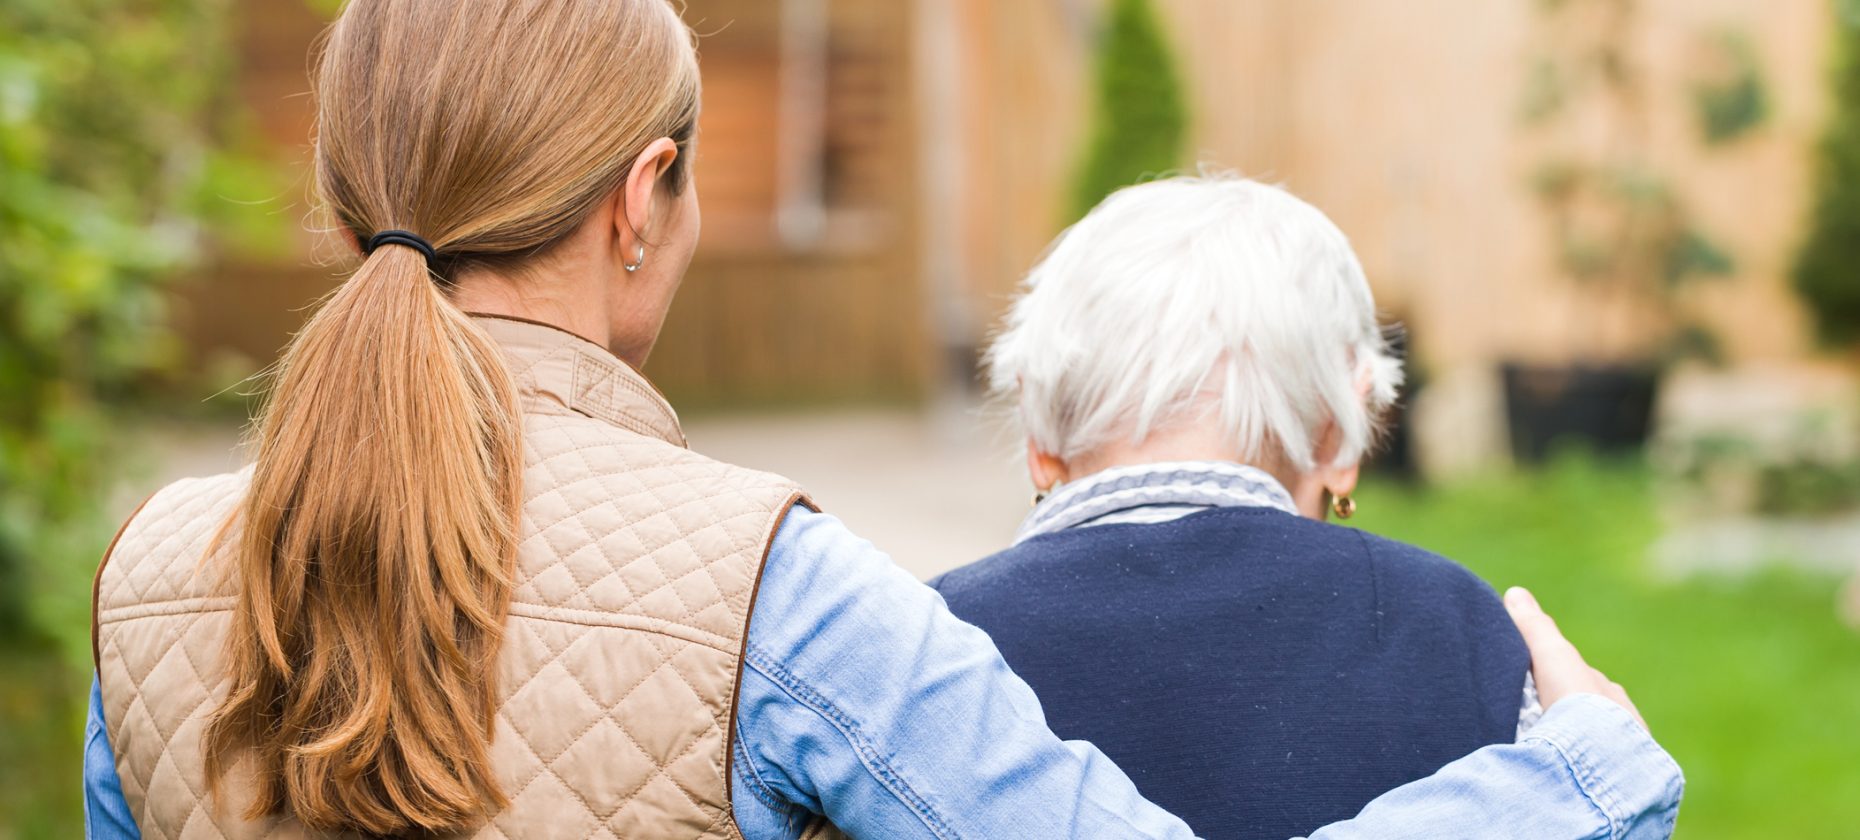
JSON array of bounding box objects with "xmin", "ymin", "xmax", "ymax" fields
[
  {"xmin": 1355, "ymin": 459, "xmax": 1860, "ymax": 839},
  {"xmin": 3, "ymin": 458, "xmax": 1850, "ymax": 837}
]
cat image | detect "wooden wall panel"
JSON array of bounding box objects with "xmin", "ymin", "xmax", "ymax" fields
[
  {"xmin": 182, "ymin": 0, "xmax": 929, "ymax": 408},
  {"xmin": 946, "ymin": 0, "xmax": 1828, "ymax": 375}
]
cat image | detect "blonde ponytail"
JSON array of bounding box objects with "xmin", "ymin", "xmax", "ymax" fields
[
  {"xmin": 203, "ymin": 0, "xmax": 701, "ymax": 832},
  {"xmin": 206, "ymin": 244, "xmax": 521, "ymax": 832}
]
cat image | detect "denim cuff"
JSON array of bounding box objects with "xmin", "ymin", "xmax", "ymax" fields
[{"xmin": 1522, "ymin": 693, "xmax": 1685, "ymax": 840}]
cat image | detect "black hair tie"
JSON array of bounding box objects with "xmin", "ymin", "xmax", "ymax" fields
[{"xmin": 364, "ymin": 229, "xmax": 437, "ymax": 263}]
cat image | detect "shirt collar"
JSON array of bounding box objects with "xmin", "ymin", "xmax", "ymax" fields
[{"xmin": 1015, "ymin": 460, "xmax": 1299, "ymax": 544}]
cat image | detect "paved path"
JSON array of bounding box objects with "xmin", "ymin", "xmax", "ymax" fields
[
  {"xmin": 120, "ymin": 405, "xmax": 1030, "ymax": 580},
  {"xmin": 682, "ymin": 405, "xmax": 1029, "ymax": 578}
]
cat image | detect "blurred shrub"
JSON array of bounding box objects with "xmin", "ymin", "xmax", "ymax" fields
[
  {"xmin": 1068, "ymin": 0, "xmax": 1188, "ymax": 222},
  {"xmin": 1753, "ymin": 457, "xmax": 1860, "ymax": 516},
  {"xmin": 1796, "ymin": 6, "xmax": 1860, "ymax": 347},
  {"xmin": 0, "ymin": 0, "xmax": 258, "ymax": 650},
  {"xmin": 1693, "ymin": 30, "xmax": 1769, "ymax": 145},
  {"xmin": 1657, "ymin": 408, "xmax": 1860, "ymax": 519}
]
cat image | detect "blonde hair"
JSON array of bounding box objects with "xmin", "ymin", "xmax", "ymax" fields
[
  {"xmin": 203, "ymin": 0, "xmax": 700, "ymax": 833},
  {"xmin": 989, "ymin": 174, "xmax": 1401, "ymax": 472}
]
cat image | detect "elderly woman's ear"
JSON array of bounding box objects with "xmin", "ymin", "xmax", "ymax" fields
[
  {"xmin": 1027, "ymin": 443, "xmax": 1069, "ymax": 502},
  {"xmin": 1289, "ymin": 372, "xmax": 1378, "ymax": 520},
  {"xmin": 1270, "ymin": 419, "xmax": 1361, "ymax": 521},
  {"xmin": 1315, "ymin": 456, "xmax": 1362, "ymax": 521}
]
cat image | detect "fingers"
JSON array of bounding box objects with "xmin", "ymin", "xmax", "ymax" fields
[
  {"xmin": 1504, "ymin": 587, "xmax": 1585, "ymax": 704},
  {"xmin": 1504, "ymin": 586, "xmax": 1650, "ymax": 731}
]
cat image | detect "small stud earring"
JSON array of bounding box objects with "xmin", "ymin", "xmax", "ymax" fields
[
  {"xmin": 1331, "ymin": 494, "xmax": 1356, "ymax": 520},
  {"xmin": 624, "ymin": 244, "xmax": 645, "ymax": 273},
  {"xmin": 1032, "ymin": 484, "xmax": 1056, "ymax": 507}
]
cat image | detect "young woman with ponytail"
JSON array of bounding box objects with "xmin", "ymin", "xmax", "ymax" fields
[{"xmin": 83, "ymin": 1, "xmax": 1681, "ymax": 837}]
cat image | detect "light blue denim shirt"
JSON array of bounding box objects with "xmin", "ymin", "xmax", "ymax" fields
[{"xmin": 88, "ymin": 506, "xmax": 1682, "ymax": 839}]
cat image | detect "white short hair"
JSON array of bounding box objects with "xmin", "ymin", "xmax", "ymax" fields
[{"xmin": 987, "ymin": 174, "xmax": 1402, "ymax": 472}]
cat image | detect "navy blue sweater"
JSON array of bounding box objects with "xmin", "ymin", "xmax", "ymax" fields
[{"xmin": 931, "ymin": 507, "xmax": 1528, "ymax": 839}]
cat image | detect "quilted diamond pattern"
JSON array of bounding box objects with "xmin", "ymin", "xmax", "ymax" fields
[{"xmin": 95, "ymin": 318, "xmax": 805, "ymax": 839}]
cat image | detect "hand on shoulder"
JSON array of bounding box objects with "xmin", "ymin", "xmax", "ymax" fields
[{"xmin": 1503, "ymin": 587, "xmax": 1647, "ymax": 730}]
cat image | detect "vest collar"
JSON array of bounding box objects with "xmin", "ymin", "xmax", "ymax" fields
[{"xmin": 469, "ymin": 313, "xmax": 687, "ymax": 448}]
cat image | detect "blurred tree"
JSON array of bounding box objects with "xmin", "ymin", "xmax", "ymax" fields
[
  {"xmin": 1067, "ymin": 0, "xmax": 1188, "ymax": 222},
  {"xmin": 1794, "ymin": 4, "xmax": 1860, "ymax": 347},
  {"xmin": 0, "ymin": 0, "xmax": 267, "ymax": 651}
]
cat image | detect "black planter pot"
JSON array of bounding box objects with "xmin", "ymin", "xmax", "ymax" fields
[{"xmin": 1500, "ymin": 362, "xmax": 1659, "ymax": 464}]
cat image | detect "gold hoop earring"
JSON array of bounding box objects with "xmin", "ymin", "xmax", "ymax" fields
[
  {"xmin": 624, "ymin": 244, "xmax": 645, "ymax": 273},
  {"xmin": 1331, "ymin": 494, "xmax": 1356, "ymax": 520}
]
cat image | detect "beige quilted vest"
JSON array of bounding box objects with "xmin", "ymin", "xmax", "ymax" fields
[{"xmin": 94, "ymin": 315, "xmax": 816, "ymax": 839}]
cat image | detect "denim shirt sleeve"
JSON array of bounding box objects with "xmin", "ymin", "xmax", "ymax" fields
[
  {"xmin": 730, "ymin": 506, "xmax": 1196, "ymax": 839},
  {"xmin": 84, "ymin": 675, "xmax": 140, "ymax": 839},
  {"xmin": 1305, "ymin": 694, "xmax": 1683, "ymax": 839},
  {"xmin": 731, "ymin": 506, "xmax": 1683, "ymax": 840}
]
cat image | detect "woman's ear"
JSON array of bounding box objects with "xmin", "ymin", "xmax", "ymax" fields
[
  {"xmin": 339, "ymin": 226, "xmax": 363, "ymax": 257},
  {"xmin": 611, "ymin": 136, "xmax": 682, "ymax": 255},
  {"xmin": 1026, "ymin": 441, "xmax": 1070, "ymax": 494}
]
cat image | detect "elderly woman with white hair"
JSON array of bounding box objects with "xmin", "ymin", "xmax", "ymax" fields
[{"xmin": 934, "ymin": 175, "xmax": 1551, "ymax": 839}]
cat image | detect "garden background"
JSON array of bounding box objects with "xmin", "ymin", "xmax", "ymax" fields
[{"xmin": 4, "ymin": 0, "xmax": 1858, "ymax": 837}]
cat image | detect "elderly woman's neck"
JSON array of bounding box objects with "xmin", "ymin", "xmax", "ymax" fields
[
  {"xmin": 1066, "ymin": 429, "xmax": 1293, "ymax": 491},
  {"xmin": 1058, "ymin": 425, "xmax": 1331, "ymax": 519}
]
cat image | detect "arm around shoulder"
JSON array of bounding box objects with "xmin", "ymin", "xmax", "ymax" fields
[
  {"xmin": 737, "ymin": 509, "xmax": 1681, "ymax": 840},
  {"xmin": 732, "ymin": 505, "xmax": 1199, "ymax": 839}
]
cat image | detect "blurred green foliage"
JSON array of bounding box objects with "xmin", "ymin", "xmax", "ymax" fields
[
  {"xmin": 1795, "ymin": 4, "xmax": 1860, "ymax": 347},
  {"xmin": 1661, "ymin": 409, "xmax": 1860, "ymax": 519},
  {"xmin": 0, "ymin": 0, "xmax": 311, "ymax": 826},
  {"xmin": 0, "ymin": 0, "xmax": 282, "ymax": 828},
  {"xmin": 1359, "ymin": 459, "xmax": 1860, "ymax": 839},
  {"xmin": 0, "ymin": 0, "xmax": 270, "ymax": 651},
  {"xmin": 1693, "ymin": 31, "xmax": 1770, "ymax": 145},
  {"xmin": 1068, "ymin": 0, "xmax": 1188, "ymax": 223},
  {"xmin": 0, "ymin": 2, "xmax": 277, "ymax": 830},
  {"xmin": 1753, "ymin": 456, "xmax": 1860, "ymax": 516}
]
